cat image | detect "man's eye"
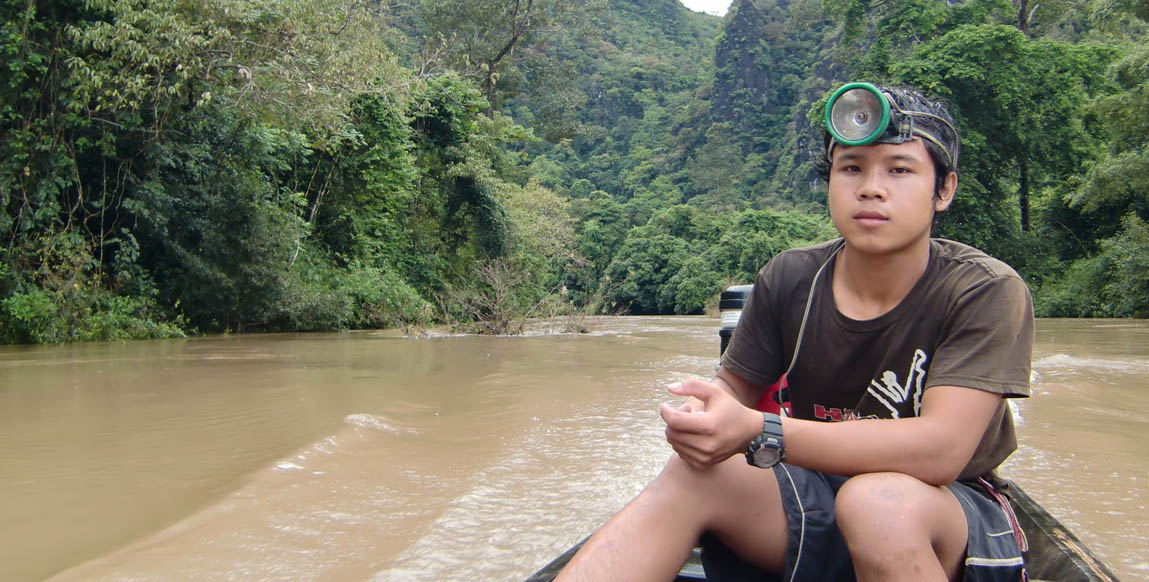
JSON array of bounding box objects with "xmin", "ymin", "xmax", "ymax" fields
[{"xmin": 891, "ymin": 166, "xmax": 911, "ymax": 174}]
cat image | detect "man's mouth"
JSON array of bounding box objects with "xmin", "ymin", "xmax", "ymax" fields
[{"xmin": 853, "ymin": 210, "xmax": 889, "ymax": 222}]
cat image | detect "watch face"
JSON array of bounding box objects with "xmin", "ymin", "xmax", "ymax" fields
[{"xmin": 752, "ymin": 443, "xmax": 782, "ymax": 468}]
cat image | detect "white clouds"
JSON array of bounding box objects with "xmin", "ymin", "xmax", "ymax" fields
[{"xmin": 679, "ymin": 0, "xmax": 732, "ymax": 16}]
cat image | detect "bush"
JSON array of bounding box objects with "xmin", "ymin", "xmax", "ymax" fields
[
  {"xmin": 0, "ymin": 289, "xmax": 60, "ymax": 344},
  {"xmin": 1035, "ymin": 215, "xmax": 1149, "ymax": 318},
  {"xmin": 0, "ymin": 287, "xmax": 185, "ymax": 344},
  {"xmin": 0, "ymin": 234, "xmax": 186, "ymax": 344},
  {"xmin": 77, "ymin": 295, "xmax": 186, "ymax": 341},
  {"xmin": 342, "ymin": 266, "xmax": 433, "ymax": 329},
  {"xmin": 273, "ymin": 270, "xmax": 353, "ymax": 332}
]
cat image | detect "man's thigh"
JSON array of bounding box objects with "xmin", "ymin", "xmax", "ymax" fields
[
  {"xmin": 700, "ymin": 464, "xmax": 854, "ymax": 582},
  {"xmin": 699, "ymin": 468, "xmax": 1025, "ymax": 582},
  {"xmin": 660, "ymin": 454, "xmax": 790, "ymax": 574}
]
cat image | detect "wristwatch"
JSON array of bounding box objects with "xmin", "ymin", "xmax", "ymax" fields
[{"xmin": 745, "ymin": 412, "xmax": 785, "ymax": 468}]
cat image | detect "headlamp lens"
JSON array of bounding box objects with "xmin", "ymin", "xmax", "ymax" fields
[{"xmin": 825, "ymin": 83, "xmax": 891, "ymax": 146}]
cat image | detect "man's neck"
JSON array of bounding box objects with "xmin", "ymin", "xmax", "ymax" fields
[{"xmin": 832, "ymin": 240, "xmax": 932, "ymax": 321}]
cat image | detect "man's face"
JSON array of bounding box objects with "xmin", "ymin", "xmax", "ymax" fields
[{"xmin": 827, "ymin": 139, "xmax": 955, "ymax": 257}]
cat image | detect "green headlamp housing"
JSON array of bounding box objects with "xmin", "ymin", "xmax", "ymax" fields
[
  {"xmin": 825, "ymin": 82, "xmax": 893, "ymax": 146},
  {"xmin": 824, "ymin": 82, "xmax": 958, "ymax": 169}
]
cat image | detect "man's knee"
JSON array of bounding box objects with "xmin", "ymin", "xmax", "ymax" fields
[
  {"xmin": 653, "ymin": 454, "xmax": 775, "ymax": 508},
  {"xmin": 836, "ymin": 472, "xmax": 937, "ymax": 538},
  {"xmin": 650, "ymin": 454, "xmax": 786, "ymax": 534},
  {"xmin": 835, "ymin": 472, "xmax": 967, "ymax": 579}
]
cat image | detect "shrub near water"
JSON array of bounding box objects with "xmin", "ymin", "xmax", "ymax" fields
[
  {"xmin": 1037, "ymin": 215, "xmax": 1149, "ymax": 318},
  {"xmin": 0, "ymin": 236, "xmax": 185, "ymax": 343}
]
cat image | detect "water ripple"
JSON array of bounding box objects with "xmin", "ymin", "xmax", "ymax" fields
[{"xmin": 1034, "ymin": 354, "xmax": 1149, "ymax": 375}]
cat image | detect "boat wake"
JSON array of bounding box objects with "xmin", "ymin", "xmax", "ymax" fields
[
  {"xmin": 1033, "ymin": 353, "xmax": 1149, "ymax": 375},
  {"xmin": 46, "ymin": 413, "xmax": 443, "ymax": 582},
  {"xmin": 343, "ymin": 412, "xmax": 419, "ymax": 435}
]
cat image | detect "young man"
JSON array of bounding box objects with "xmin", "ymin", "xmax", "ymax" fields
[{"xmin": 556, "ymin": 83, "xmax": 1033, "ymax": 582}]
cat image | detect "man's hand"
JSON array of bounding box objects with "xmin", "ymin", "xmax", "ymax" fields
[{"xmin": 659, "ymin": 378, "xmax": 764, "ymax": 469}]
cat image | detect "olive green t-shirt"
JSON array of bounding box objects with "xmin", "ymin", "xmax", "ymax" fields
[{"xmin": 722, "ymin": 238, "xmax": 1034, "ymax": 481}]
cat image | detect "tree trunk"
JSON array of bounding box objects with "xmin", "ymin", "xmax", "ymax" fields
[
  {"xmin": 1015, "ymin": 0, "xmax": 1038, "ymax": 34},
  {"xmin": 1019, "ymin": 159, "xmax": 1030, "ymax": 232},
  {"xmin": 484, "ymin": 66, "xmax": 497, "ymax": 118},
  {"xmin": 483, "ymin": 0, "xmax": 532, "ymax": 117}
]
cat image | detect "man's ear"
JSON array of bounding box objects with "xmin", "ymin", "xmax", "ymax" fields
[{"xmin": 935, "ymin": 172, "xmax": 957, "ymax": 212}]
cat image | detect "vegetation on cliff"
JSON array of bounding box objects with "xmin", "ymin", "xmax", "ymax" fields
[{"xmin": 1, "ymin": 0, "xmax": 1145, "ymax": 343}]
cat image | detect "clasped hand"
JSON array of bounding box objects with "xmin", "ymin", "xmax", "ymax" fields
[{"xmin": 659, "ymin": 378, "xmax": 763, "ymax": 470}]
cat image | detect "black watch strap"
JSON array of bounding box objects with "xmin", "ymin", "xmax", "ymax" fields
[{"xmin": 745, "ymin": 412, "xmax": 785, "ymax": 468}]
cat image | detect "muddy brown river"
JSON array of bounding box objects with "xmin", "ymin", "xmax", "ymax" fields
[{"xmin": 0, "ymin": 317, "xmax": 1145, "ymax": 581}]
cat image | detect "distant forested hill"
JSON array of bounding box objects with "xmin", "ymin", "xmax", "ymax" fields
[
  {"xmin": 504, "ymin": 0, "xmax": 1149, "ymax": 317},
  {"xmin": 2, "ymin": 0, "xmax": 1145, "ymax": 342}
]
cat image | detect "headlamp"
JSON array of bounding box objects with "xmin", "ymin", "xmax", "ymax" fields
[
  {"xmin": 825, "ymin": 83, "xmax": 893, "ymax": 146},
  {"xmin": 824, "ymin": 82, "xmax": 958, "ymax": 168}
]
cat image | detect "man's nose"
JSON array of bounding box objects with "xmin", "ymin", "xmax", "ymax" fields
[{"xmin": 857, "ymin": 171, "xmax": 887, "ymax": 200}]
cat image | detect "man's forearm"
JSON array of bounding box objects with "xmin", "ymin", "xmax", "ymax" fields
[
  {"xmin": 702, "ymin": 370, "xmax": 999, "ymax": 484},
  {"xmin": 780, "ymin": 385, "xmax": 1002, "ymax": 485},
  {"xmin": 713, "ymin": 367, "xmax": 763, "ymax": 408},
  {"xmin": 782, "ymin": 416, "xmax": 963, "ymax": 485}
]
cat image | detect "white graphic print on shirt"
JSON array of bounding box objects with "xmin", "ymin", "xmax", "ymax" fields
[{"xmin": 865, "ymin": 348, "xmax": 928, "ymax": 419}]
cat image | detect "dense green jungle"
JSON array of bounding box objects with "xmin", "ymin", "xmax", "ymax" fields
[{"xmin": 1, "ymin": 0, "xmax": 1147, "ymax": 343}]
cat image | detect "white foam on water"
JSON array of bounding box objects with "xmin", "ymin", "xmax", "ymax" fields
[
  {"xmin": 342, "ymin": 413, "xmax": 422, "ymax": 437},
  {"xmin": 1033, "ymin": 353, "xmax": 1149, "ymax": 375},
  {"xmin": 1008, "ymin": 398, "xmax": 1024, "ymax": 427},
  {"xmin": 343, "ymin": 413, "xmax": 402, "ymax": 433},
  {"xmin": 371, "ymin": 373, "xmax": 692, "ymax": 582}
]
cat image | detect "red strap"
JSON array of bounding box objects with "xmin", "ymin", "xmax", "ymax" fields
[
  {"xmin": 755, "ymin": 374, "xmax": 789, "ymax": 415},
  {"xmin": 976, "ymin": 477, "xmax": 1029, "ymax": 553}
]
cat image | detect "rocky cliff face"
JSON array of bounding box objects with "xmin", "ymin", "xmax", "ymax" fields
[
  {"xmin": 710, "ymin": 0, "xmax": 839, "ymax": 202},
  {"xmin": 712, "ymin": 0, "xmax": 835, "ymax": 132},
  {"xmin": 712, "ymin": 0, "xmax": 774, "ymax": 127}
]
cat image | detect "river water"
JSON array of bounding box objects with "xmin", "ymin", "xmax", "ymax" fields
[{"xmin": 0, "ymin": 317, "xmax": 1145, "ymax": 581}]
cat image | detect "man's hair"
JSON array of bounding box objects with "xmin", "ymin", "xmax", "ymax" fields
[{"xmin": 814, "ymin": 84, "xmax": 960, "ymax": 197}]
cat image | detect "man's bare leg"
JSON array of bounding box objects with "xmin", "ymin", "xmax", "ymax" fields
[
  {"xmin": 835, "ymin": 472, "xmax": 969, "ymax": 582},
  {"xmin": 556, "ymin": 454, "xmax": 789, "ymax": 582}
]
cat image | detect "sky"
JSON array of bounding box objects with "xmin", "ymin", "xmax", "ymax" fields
[{"xmin": 680, "ymin": 0, "xmax": 733, "ymax": 16}]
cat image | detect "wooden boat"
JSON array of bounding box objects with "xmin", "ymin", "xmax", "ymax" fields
[
  {"xmin": 524, "ymin": 286, "xmax": 1121, "ymax": 581},
  {"xmin": 524, "ymin": 478, "xmax": 1119, "ymax": 582}
]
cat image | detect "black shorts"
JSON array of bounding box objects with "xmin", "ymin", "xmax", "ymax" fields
[{"xmin": 699, "ymin": 464, "xmax": 1026, "ymax": 582}]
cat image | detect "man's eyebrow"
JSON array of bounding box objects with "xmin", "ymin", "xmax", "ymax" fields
[
  {"xmin": 885, "ymin": 153, "xmax": 924, "ymax": 163},
  {"xmin": 834, "ymin": 150, "xmax": 925, "ymax": 163}
]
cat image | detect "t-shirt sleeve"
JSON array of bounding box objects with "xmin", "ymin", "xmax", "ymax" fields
[
  {"xmin": 721, "ymin": 262, "xmax": 786, "ymax": 387},
  {"xmin": 926, "ymin": 274, "xmax": 1034, "ymax": 398}
]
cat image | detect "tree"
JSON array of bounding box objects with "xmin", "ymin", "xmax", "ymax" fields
[
  {"xmin": 0, "ymin": 0, "xmax": 473, "ymax": 340},
  {"xmin": 1036, "ymin": 214, "xmax": 1149, "ymax": 317},
  {"xmin": 1063, "ymin": 43, "xmax": 1149, "ymax": 231},
  {"xmin": 603, "ymin": 227, "xmax": 691, "ymax": 314},
  {"xmin": 1036, "ymin": 40, "xmax": 1149, "ymax": 316},
  {"xmin": 420, "ymin": 0, "xmax": 602, "ymax": 115},
  {"xmin": 891, "ymin": 24, "xmax": 1116, "ymax": 266},
  {"xmin": 687, "ymin": 123, "xmax": 745, "ymax": 214}
]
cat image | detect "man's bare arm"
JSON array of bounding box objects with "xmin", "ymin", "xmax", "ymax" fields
[
  {"xmin": 782, "ymin": 385, "xmax": 1001, "ymax": 484},
  {"xmin": 663, "ymin": 370, "xmax": 1002, "ymax": 484},
  {"xmin": 713, "ymin": 365, "xmax": 766, "ymax": 407}
]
